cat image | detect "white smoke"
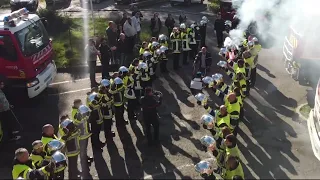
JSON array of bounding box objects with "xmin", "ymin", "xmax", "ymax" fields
[{"xmin": 226, "ymin": 0, "xmax": 320, "ymax": 48}]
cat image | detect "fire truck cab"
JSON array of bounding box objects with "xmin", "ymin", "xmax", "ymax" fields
[
  {"xmin": 282, "ymin": 22, "xmax": 320, "ymax": 84},
  {"xmin": 0, "ymin": 8, "xmax": 56, "ymax": 98}
]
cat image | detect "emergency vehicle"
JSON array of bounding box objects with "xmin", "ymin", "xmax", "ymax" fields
[
  {"xmin": 0, "ymin": 8, "xmax": 57, "ymax": 98},
  {"xmin": 308, "ymin": 79, "xmax": 320, "ymax": 161},
  {"xmin": 282, "ymin": 23, "xmax": 320, "ymax": 83}
]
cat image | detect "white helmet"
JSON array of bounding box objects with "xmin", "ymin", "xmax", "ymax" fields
[
  {"xmin": 252, "ymin": 37, "xmax": 258, "ymax": 42},
  {"xmin": 202, "ymin": 16, "xmax": 208, "ymax": 23},
  {"xmin": 138, "ymin": 62, "xmax": 148, "ymax": 70},
  {"xmin": 156, "ymin": 49, "xmax": 162, "ymax": 55},
  {"xmin": 119, "ymin": 66, "xmax": 129, "ymax": 73},
  {"xmin": 180, "ymin": 23, "xmax": 186, "ymax": 29},
  {"xmin": 200, "ymin": 20, "xmax": 206, "ymax": 26},
  {"xmin": 100, "ymin": 79, "xmax": 111, "ymax": 87},
  {"xmin": 190, "ymin": 23, "xmax": 196, "ymax": 29},
  {"xmin": 143, "ymin": 51, "xmax": 152, "ymax": 57},
  {"xmin": 114, "ymin": 77, "xmax": 123, "ymax": 85}
]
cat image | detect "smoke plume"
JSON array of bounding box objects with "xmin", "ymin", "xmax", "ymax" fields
[{"xmin": 228, "ymin": 0, "xmax": 320, "ymax": 48}]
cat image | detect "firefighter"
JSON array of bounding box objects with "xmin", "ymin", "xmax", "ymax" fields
[
  {"xmin": 99, "ymin": 79, "xmax": 116, "ymax": 141},
  {"xmin": 188, "ymin": 23, "xmax": 198, "ymax": 59},
  {"xmin": 159, "ymin": 46, "xmax": 169, "ymax": 73},
  {"xmin": 150, "ymin": 42, "xmax": 160, "ymax": 78},
  {"xmin": 224, "ymin": 134, "xmax": 240, "ymax": 159},
  {"xmin": 41, "ymin": 124, "xmax": 59, "ymax": 156},
  {"xmin": 73, "ymin": 104, "xmax": 94, "ymax": 178},
  {"xmin": 140, "ymin": 87, "xmax": 162, "ymax": 146},
  {"xmin": 222, "ymin": 156, "xmax": 244, "ymax": 180},
  {"xmin": 170, "ymin": 27, "xmax": 182, "ymax": 70},
  {"xmin": 109, "ymin": 77, "xmax": 127, "ymax": 127},
  {"xmin": 180, "ymin": 23, "xmax": 191, "ymax": 65},
  {"xmin": 30, "ymin": 140, "xmax": 47, "ymax": 169},
  {"xmin": 224, "ymin": 93, "xmax": 241, "ymax": 136},
  {"xmin": 119, "ymin": 66, "xmax": 137, "ymax": 122},
  {"xmin": 194, "ymin": 22, "xmax": 201, "ymax": 51},
  {"xmin": 139, "ymin": 41, "xmax": 148, "ymax": 56},
  {"xmin": 129, "ymin": 58, "xmax": 143, "ymax": 100},
  {"xmin": 249, "ymin": 37, "xmax": 262, "ymax": 87},
  {"xmin": 138, "ymin": 61, "xmax": 152, "ymax": 96},
  {"xmin": 158, "ymin": 34, "xmax": 169, "ymax": 72},
  {"xmin": 199, "ymin": 16, "xmax": 208, "ymax": 47},
  {"xmin": 41, "ymin": 124, "xmax": 66, "ymax": 179},
  {"xmin": 86, "ymin": 90, "xmax": 105, "ymax": 150},
  {"xmin": 58, "ymin": 116, "xmax": 81, "ymax": 179},
  {"xmin": 148, "ymin": 37, "xmax": 157, "ymax": 51},
  {"xmin": 12, "ymin": 148, "xmax": 54, "ymax": 179}
]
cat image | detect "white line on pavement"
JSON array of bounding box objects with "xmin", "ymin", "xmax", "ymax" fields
[
  {"xmin": 143, "ymin": 157, "xmax": 215, "ymax": 179},
  {"xmin": 50, "ymin": 76, "xmax": 102, "ymax": 86},
  {"xmin": 48, "ymin": 88, "xmax": 91, "ymax": 96}
]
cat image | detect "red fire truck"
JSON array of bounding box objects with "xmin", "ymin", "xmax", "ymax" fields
[
  {"xmin": 0, "ymin": 8, "xmax": 56, "ymax": 98},
  {"xmin": 282, "ymin": 23, "xmax": 320, "ymax": 84}
]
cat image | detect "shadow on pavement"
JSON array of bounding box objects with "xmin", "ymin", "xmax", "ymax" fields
[
  {"xmin": 92, "ymin": 149, "xmax": 111, "ymax": 179},
  {"xmin": 0, "ymin": 90, "xmax": 62, "ymax": 179},
  {"xmin": 106, "ymin": 140, "xmax": 129, "ymax": 178},
  {"xmin": 238, "ymin": 74, "xmax": 299, "ymax": 179},
  {"xmin": 117, "ymin": 126, "xmax": 144, "ymax": 179},
  {"xmin": 257, "ymin": 64, "xmax": 276, "ymax": 78}
]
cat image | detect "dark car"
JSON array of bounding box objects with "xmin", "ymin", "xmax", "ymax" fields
[{"xmin": 10, "ymin": 0, "xmax": 39, "ymax": 12}]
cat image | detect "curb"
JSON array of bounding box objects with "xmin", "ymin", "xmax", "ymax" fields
[
  {"xmin": 129, "ymin": 0, "xmax": 169, "ymax": 9},
  {"xmin": 295, "ymin": 103, "xmax": 309, "ymax": 121}
]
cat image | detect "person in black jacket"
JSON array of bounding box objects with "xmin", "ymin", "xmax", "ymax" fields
[
  {"xmin": 106, "ymin": 21, "xmax": 118, "ymax": 64},
  {"xmin": 140, "ymin": 87, "xmax": 162, "ymax": 146},
  {"xmin": 165, "ymin": 13, "xmax": 175, "ymax": 36},
  {"xmin": 99, "ymin": 38, "xmax": 111, "ymax": 79},
  {"xmin": 117, "ymin": 33, "xmax": 128, "ymax": 66},
  {"xmin": 193, "ymin": 46, "xmax": 212, "ymax": 76},
  {"xmin": 150, "ymin": 13, "xmax": 162, "ymax": 37},
  {"xmin": 214, "ymin": 13, "xmax": 225, "ymax": 47}
]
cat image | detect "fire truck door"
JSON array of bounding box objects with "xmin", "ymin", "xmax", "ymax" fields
[{"xmin": 0, "ymin": 35, "xmax": 23, "ymax": 79}]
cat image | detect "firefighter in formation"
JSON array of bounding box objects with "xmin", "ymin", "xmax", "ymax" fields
[{"xmin": 193, "ymin": 35, "xmax": 261, "ymax": 179}]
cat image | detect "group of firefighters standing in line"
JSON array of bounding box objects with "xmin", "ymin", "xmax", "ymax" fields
[
  {"xmin": 193, "ymin": 32, "xmax": 262, "ymax": 179},
  {"xmin": 11, "ymin": 16, "xmax": 211, "ymax": 179}
]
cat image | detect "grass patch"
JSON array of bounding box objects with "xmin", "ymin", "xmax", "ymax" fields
[
  {"xmin": 37, "ymin": 9, "xmax": 156, "ymax": 68},
  {"xmin": 208, "ymin": 0, "xmax": 220, "ymax": 14},
  {"xmin": 299, "ymin": 104, "xmax": 312, "ymax": 118}
]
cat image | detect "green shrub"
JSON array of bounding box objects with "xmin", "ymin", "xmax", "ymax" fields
[
  {"xmin": 209, "ymin": 2, "xmax": 220, "ymax": 14},
  {"xmin": 0, "ymin": 0, "xmax": 9, "ymax": 7}
]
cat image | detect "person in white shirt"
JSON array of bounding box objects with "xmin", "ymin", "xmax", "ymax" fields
[
  {"xmin": 85, "ymin": 39, "xmax": 100, "ymax": 87},
  {"xmin": 123, "ymin": 17, "xmax": 137, "ymax": 54},
  {"xmin": 131, "ymin": 12, "xmax": 141, "ymax": 43},
  {"xmin": 0, "ymin": 79, "xmax": 21, "ymax": 142}
]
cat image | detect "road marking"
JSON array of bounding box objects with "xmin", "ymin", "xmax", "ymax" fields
[
  {"xmin": 143, "ymin": 157, "xmax": 215, "ymax": 179},
  {"xmin": 48, "ymin": 88, "xmax": 91, "ymax": 96},
  {"xmin": 50, "ymin": 76, "xmax": 102, "ymax": 86}
]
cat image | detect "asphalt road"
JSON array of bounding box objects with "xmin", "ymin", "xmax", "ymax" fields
[{"xmin": 1, "ymin": 1, "xmax": 320, "ymax": 179}]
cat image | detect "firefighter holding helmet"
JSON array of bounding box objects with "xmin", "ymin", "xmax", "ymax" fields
[
  {"xmin": 180, "ymin": 23, "xmax": 191, "ymax": 65},
  {"xmin": 188, "ymin": 23, "xmax": 198, "ymax": 60},
  {"xmin": 170, "ymin": 27, "xmax": 182, "ymax": 70}
]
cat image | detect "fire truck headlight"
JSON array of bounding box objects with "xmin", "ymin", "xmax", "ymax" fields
[{"xmin": 27, "ymin": 78, "xmax": 39, "ymax": 88}]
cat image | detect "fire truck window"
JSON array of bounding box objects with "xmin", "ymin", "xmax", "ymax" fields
[{"xmin": 0, "ymin": 35, "xmax": 17, "ymax": 62}]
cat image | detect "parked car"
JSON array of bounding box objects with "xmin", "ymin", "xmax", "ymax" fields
[
  {"xmin": 170, "ymin": 0, "xmax": 203, "ymax": 6},
  {"xmin": 10, "ymin": 0, "xmax": 39, "ymax": 12}
]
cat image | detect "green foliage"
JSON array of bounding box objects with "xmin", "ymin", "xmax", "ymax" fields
[
  {"xmin": 37, "ymin": 10, "xmax": 154, "ymax": 68},
  {"xmin": 0, "ymin": 0, "xmax": 10, "ymax": 7},
  {"xmin": 209, "ymin": 1, "xmax": 220, "ymax": 14}
]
